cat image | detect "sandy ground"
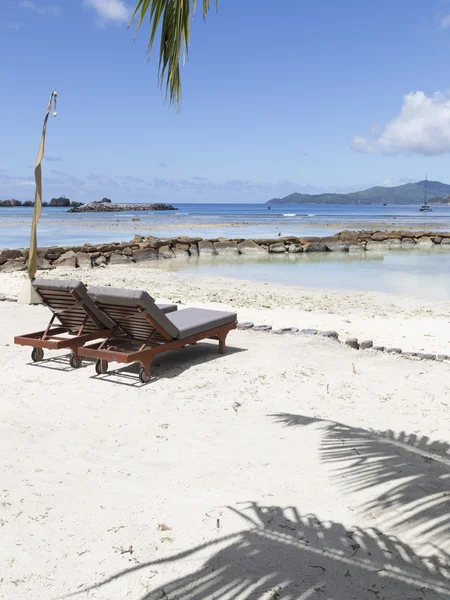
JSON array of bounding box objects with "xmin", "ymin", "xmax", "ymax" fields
[
  {"xmin": 2, "ymin": 265, "xmax": 450, "ymax": 354},
  {"xmin": 1, "ymin": 266, "xmax": 449, "ymax": 599}
]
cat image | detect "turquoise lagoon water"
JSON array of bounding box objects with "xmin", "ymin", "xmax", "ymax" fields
[{"xmin": 153, "ymin": 247, "xmax": 450, "ymax": 301}]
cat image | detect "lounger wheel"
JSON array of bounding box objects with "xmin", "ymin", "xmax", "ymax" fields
[
  {"xmin": 139, "ymin": 367, "xmax": 150, "ymax": 384},
  {"xmin": 95, "ymin": 359, "xmax": 108, "ymax": 375},
  {"xmin": 31, "ymin": 347, "xmax": 44, "ymax": 362},
  {"xmin": 69, "ymin": 353, "xmax": 82, "ymax": 369}
]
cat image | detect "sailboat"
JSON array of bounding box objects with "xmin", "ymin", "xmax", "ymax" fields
[{"xmin": 419, "ymin": 175, "xmax": 432, "ymax": 212}]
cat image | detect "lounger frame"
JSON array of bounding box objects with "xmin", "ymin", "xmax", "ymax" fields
[
  {"xmin": 78, "ymin": 300, "xmax": 236, "ymax": 382},
  {"xmin": 14, "ymin": 286, "xmax": 114, "ymax": 360}
]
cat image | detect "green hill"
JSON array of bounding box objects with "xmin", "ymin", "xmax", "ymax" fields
[{"xmin": 267, "ymin": 180, "xmax": 450, "ymax": 204}]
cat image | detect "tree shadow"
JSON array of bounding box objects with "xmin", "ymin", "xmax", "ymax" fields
[
  {"xmin": 66, "ymin": 503, "xmax": 450, "ymax": 600},
  {"xmin": 271, "ymin": 413, "xmax": 450, "ymax": 555}
]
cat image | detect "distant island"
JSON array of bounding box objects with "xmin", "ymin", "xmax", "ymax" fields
[
  {"xmin": 0, "ymin": 196, "xmax": 82, "ymax": 208},
  {"xmin": 267, "ymin": 180, "xmax": 450, "ymax": 205},
  {"xmin": 0, "ymin": 197, "xmax": 177, "ymax": 212},
  {"xmin": 67, "ymin": 199, "xmax": 177, "ymax": 212}
]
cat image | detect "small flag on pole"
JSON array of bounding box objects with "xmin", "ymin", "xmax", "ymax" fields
[{"xmin": 28, "ymin": 90, "xmax": 58, "ymax": 281}]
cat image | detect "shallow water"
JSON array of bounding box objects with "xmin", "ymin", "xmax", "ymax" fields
[
  {"xmin": 2, "ymin": 203, "xmax": 450, "ymax": 248},
  {"xmin": 152, "ymin": 247, "xmax": 450, "ymax": 301}
]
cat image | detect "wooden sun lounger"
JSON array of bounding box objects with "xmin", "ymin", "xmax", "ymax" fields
[
  {"xmin": 14, "ymin": 279, "xmax": 178, "ymax": 367},
  {"xmin": 78, "ymin": 286, "xmax": 237, "ymax": 383}
]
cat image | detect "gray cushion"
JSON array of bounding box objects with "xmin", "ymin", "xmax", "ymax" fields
[
  {"xmin": 157, "ymin": 303, "xmax": 178, "ymax": 314},
  {"xmin": 32, "ymin": 278, "xmax": 115, "ymax": 329},
  {"xmin": 168, "ymin": 308, "xmax": 237, "ymax": 339},
  {"xmin": 87, "ymin": 285, "xmax": 179, "ymax": 339}
]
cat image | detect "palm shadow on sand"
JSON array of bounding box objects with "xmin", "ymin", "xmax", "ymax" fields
[{"xmin": 68, "ymin": 500, "xmax": 449, "ymax": 600}]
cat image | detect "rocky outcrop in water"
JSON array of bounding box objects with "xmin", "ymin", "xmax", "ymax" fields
[
  {"xmin": 50, "ymin": 196, "xmax": 71, "ymax": 207},
  {"xmin": 0, "ymin": 199, "xmax": 21, "ymax": 207},
  {"xmin": 68, "ymin": 201, "xmax": 177, "ymax": 213}
]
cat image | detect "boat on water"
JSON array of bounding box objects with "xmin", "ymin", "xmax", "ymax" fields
[{"xmin": 419, "ymin": 175, "xmax": 432, "ymax": 212}]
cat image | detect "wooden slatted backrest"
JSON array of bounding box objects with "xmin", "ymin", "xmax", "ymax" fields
[
  {"xmin": 37, "ymin": 288, "xmax": 102, "ymax": 334},
  {"xmin": 95, "ymin": 301, "xmax": 171, "ymax": 343}
]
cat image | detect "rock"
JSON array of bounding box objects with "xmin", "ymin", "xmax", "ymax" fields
[
  {"xmin": 301, "ymin": 329, "xmax": 318, "ymax": 335},
  {"xmin": 325, "ymin": 241, "xmax": 349, "ymax": 252},
  {"xmin": 387, "ymin": 348, "xmax": 402, "ymax": 354},
  {"xmin": 269, "ymin": 242, "xmax": 286, "ymax": 253},
  {"xmin": 214, "ymin": 241, "xmax": 239, "ymax": 255},
  {"xmin": 288, "ymin": 244, "xmax": 303, "ymax": 253},
  {"xmin": 132, "ymin": 235, "xmax": 143, "ymax": 243},
  {"xmin": 189, "ymin": 244, "xmax": 199, "ymax": 256},
  {"xmin": 273, "ymin": 327, "xmax": 300, "ymax": 334},
  {"xmin": 401, "ymin": 239, "xmax": 416, "ymax": 248},
  {"xmin": 402, "ymin": 352, "xmax": 418, "ymax": 358},
  {"xmin": 441, "ymin": 238, "xmax": 450, "ymax": 245},
  {"xmin": 238, "ymin": 240, "xmax": 267, "ymax": 254},
  {"xmin": 198, "ymin": 241, "xmax": 217, "ymax": 255},
  {"xmin": 371, "ymin": 232, "xmax": 388, "ymax": 241},
  {"xmin": 319, "ymin": 330, "xmax": 339, "ymax": 340},
  {"xmin": 34, "ymin": 256, "xmax": 52, "ymax": 270},
  {"xmin": 348, "ymin": 244, "xmax": 364, "ymax": 252},
  {"xmin": 50, "ymin": 196, "xmax": 70, "ymax": 207},
  {"xmin": 252, "ymin": 325, "xmax": 272, "ymax": 332},
  {"xmin": 435, "ymin": 354, "xmax": 448, "ymax": 361},
  {"xmin": 45, "ymin": 246, "xmax": 66, "ymax": 260},
  {"xmin": 0, "ymin": 259, "xmax": 27, "ymax": 272},
  {"xmin": 415, "ymin": 352, "xmax": 435, "ymax": 360},
  {"xmin": 434, "ymin": 236, "xmax": 442, "ymax": 244},
  {"xmin": 133, "ymin": 248, "xmax": 158, "ymax": 262},
  {"xmin": 53, "ymin": 250, "xmax": 77, "ymax": 268},
  {"xmin": 122, "ymin": 247, "xmax": 134, "ymax": 257},
  {"xmin": 304, "ymin": 242, "xmax": 328, "ymax": 252},
  {"xmin": 372, "ymin": 346, "xmax": 386, "ymax": 352},
  {"xmin": 389, "ymin": 239, "xmax": 401, "ymax": 247},
  {"xmin": 75, "ymin": 252, "xmax": 92, "ymax": 268},
  {"xmin": 237, "ymin": 322, "xmax": 254, "ymax": 330},
  {"xmin": 360, "ymin": 340, "xmax": 373, "ymax": 350},
  {"xmin": 416, "ymin": 236, "xmax": 433, "ymax": 247},
  {"xmin": 345, "ymin": 338, "xmax": 359, "ymax": 349},
  {"xmin": 0, "ymin": 248, "xmax": 23, "ymax": 265},
  {"xmin": 109, "ymin": 253, "xmax": 133, "ymax": 265},
  {"xmin": 94, "ymin": 255, "xmax": 107, "ymax": 267},
  {"xmin": 175, "ymin": 243, "xmax": 190, "ymax": 252},
  {"xmin": 158, "ymin": 245, "xmax": 174, "ymax": 259},
  {"xmin": 366, "ymin": 241, "xmax": 390, "ymax": 251}
]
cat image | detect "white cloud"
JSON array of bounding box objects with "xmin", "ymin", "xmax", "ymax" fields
[
  {"xmin": 19, "ymin": 1, "xmax": 61, "ymax": 17},
  {"xmin": 83, "ymin": 0, "xmax": 129, "ymax": 24},
  {"xmin": 352, "ymin": 91, "xmax": 450, "ymax": 156}
]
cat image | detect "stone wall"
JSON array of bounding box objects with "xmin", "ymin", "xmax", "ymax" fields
[{"xmin": 1, "ymin": 230, "xmax": 449, "ymax": 272}]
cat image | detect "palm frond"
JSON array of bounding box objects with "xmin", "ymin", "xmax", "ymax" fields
[{"xmin": 130, "ymin": 0, "xmax": 218, "ymax": 107}]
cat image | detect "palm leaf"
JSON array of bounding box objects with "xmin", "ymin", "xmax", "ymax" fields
[{"xmin": 130, "ymin": 0, "xmax": 218, "ymax": 107}]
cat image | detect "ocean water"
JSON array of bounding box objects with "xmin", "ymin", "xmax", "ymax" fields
[
  {"xmin": 1, "ymin": 203, "xmax": 450, "ymax": 248},
  {"xmin": 2, "ymin": 203, "xmax": 450, "ymax": 300}
]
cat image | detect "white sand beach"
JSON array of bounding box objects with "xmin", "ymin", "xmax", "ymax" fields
[{"xmin": 1, "ymin": 265, "xmax": 449, "ymax": 599}]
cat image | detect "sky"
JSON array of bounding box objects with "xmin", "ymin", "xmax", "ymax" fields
[{"xmin": 2, "ymin": 0, "xmax": 450, "ymax": 203}]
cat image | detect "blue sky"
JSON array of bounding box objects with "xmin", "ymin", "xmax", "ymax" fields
[{"xmin": 2, "ymin": 0, "xmax": 450, "ymax": 203}]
